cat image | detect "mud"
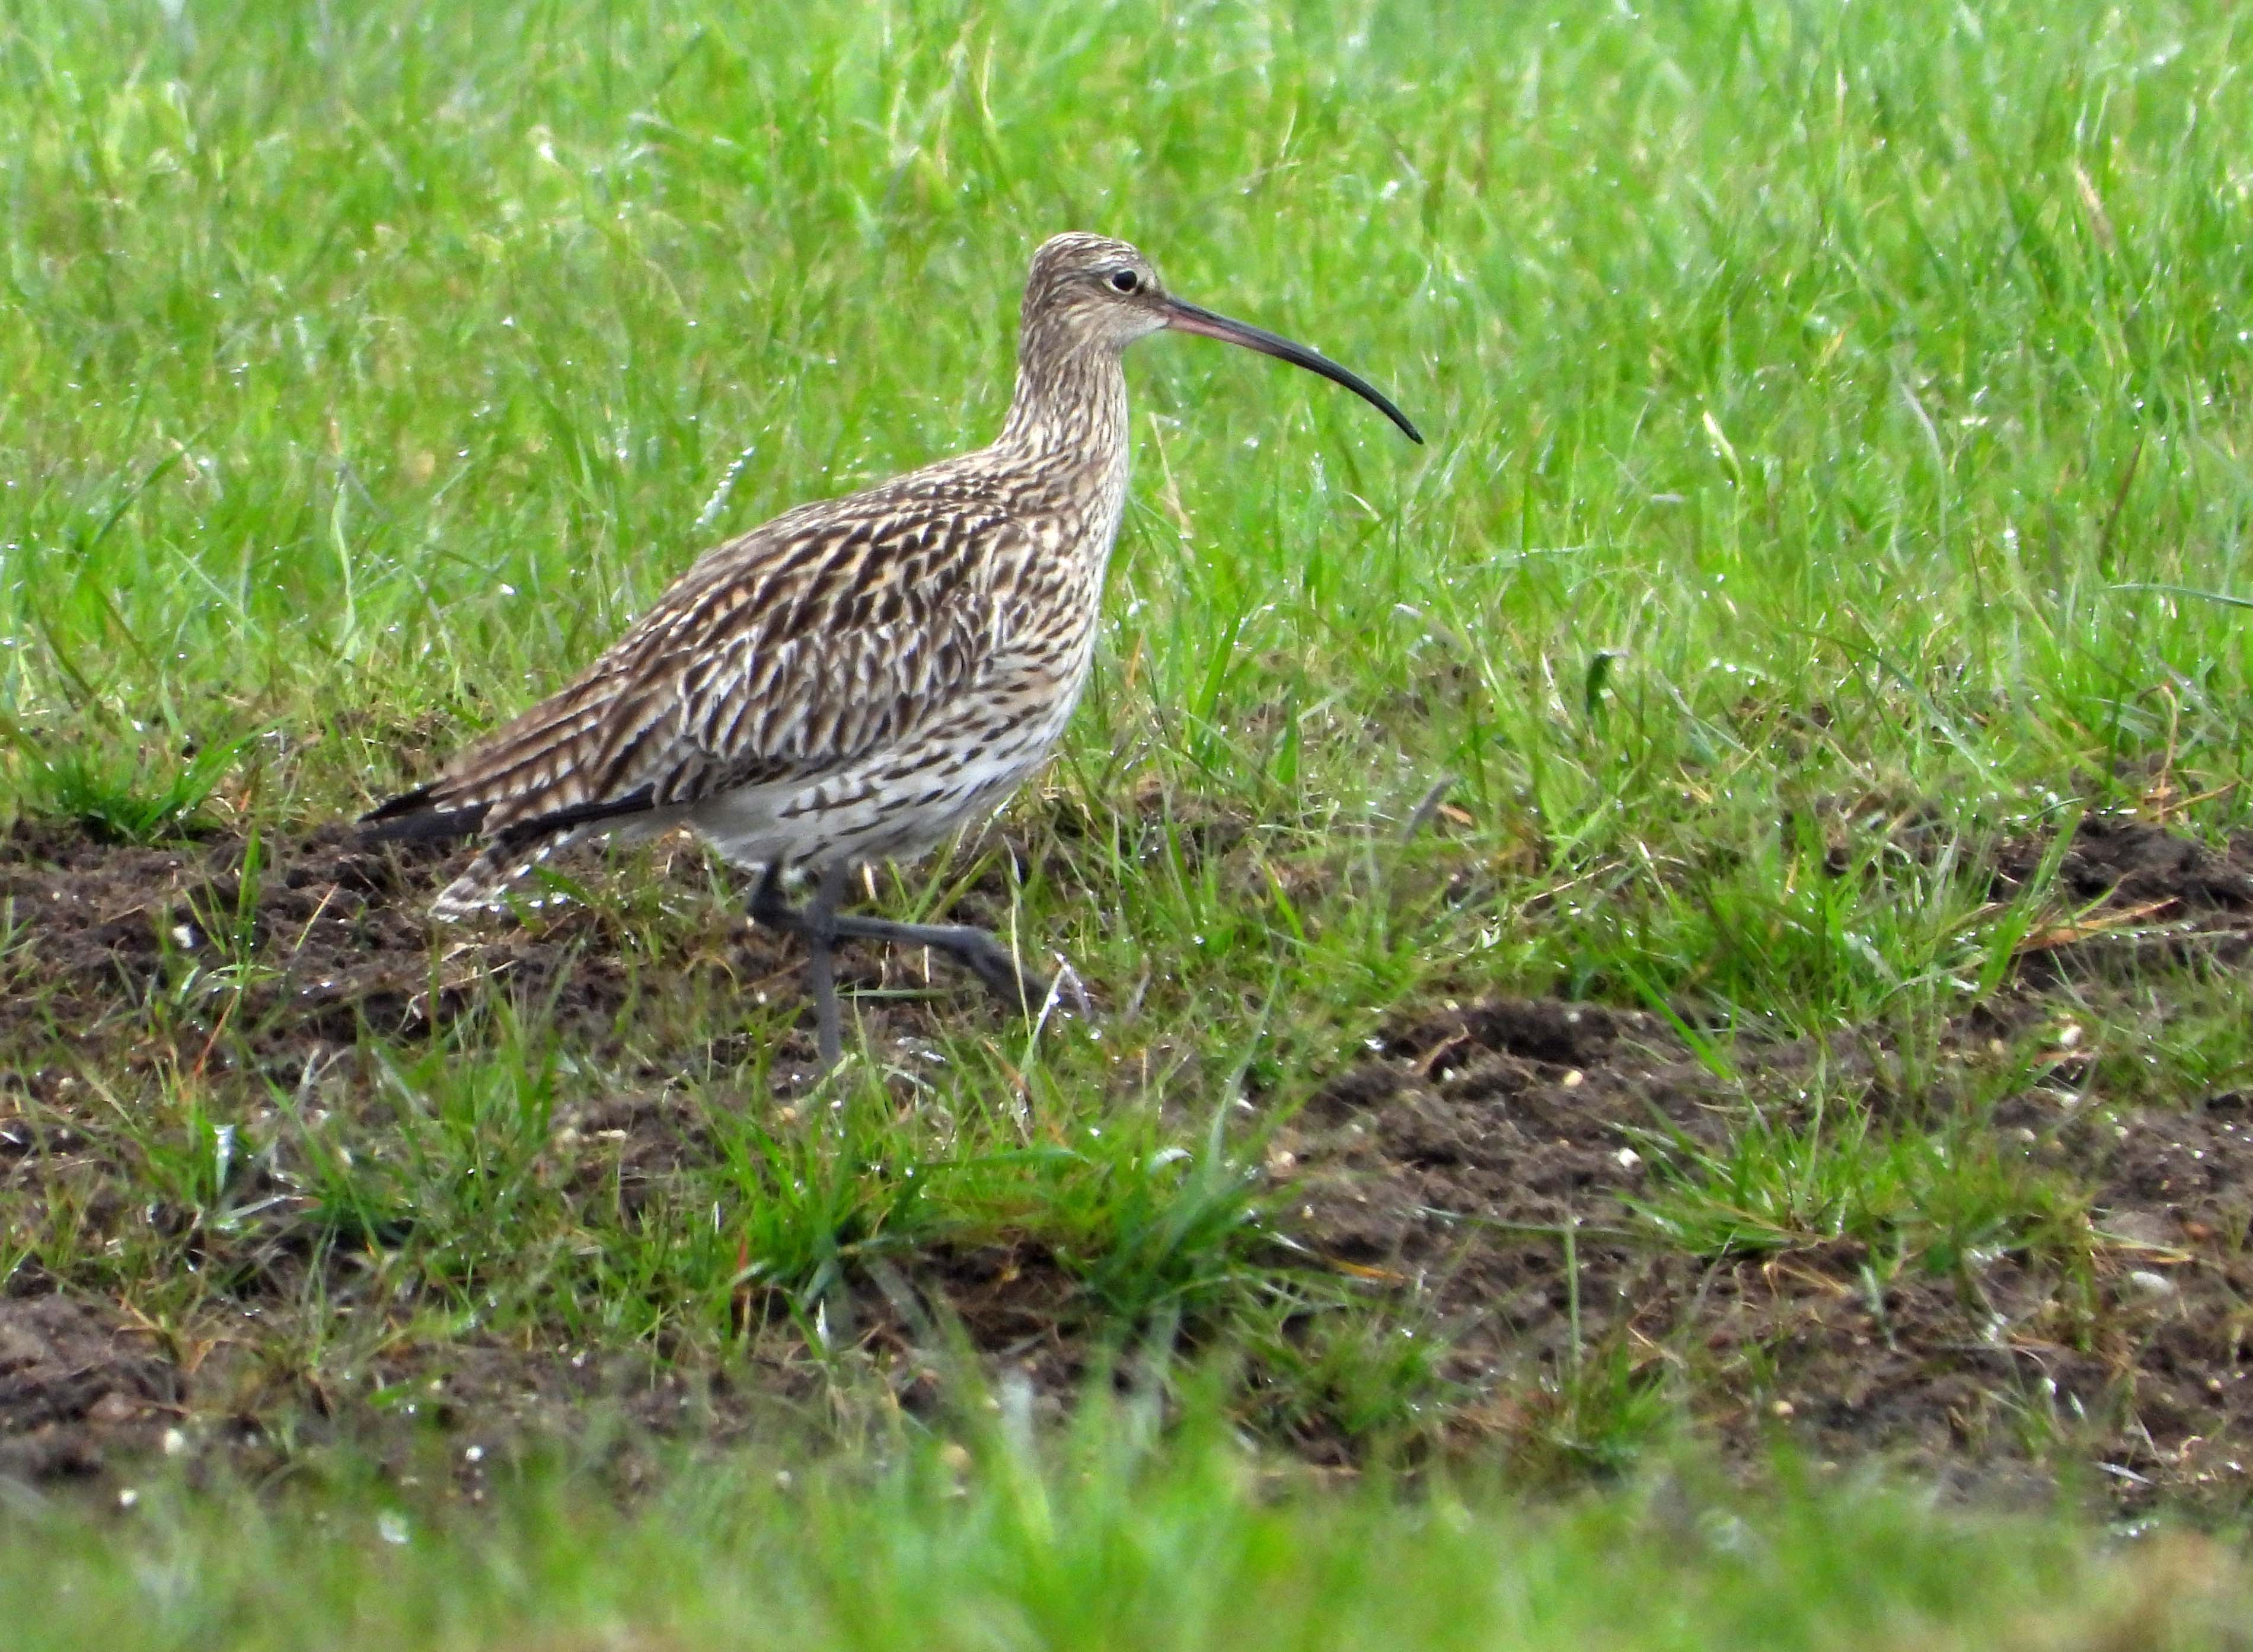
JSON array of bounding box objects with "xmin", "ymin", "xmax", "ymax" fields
[
  {"xmin": 4, "ymin": 810, "xmax": 2253, "ymax": 1508},
  {"xmin": 1281, "ymin": 996, "xmax": 2253, "ymax": 1503},
  {"xmin": 0, "ymin": 820, "xmax": 854, "ymax": 1073},
  {"xmin": 1993, "ymin": 811, "xmax": 2253, "ymax": 977},
  {"xmin": 2008, "ymin": 811, "xmax": 2253, "ymax": 913},
  {"xmin": 0, "ymin": 1295, "xmax": 180, "ymax": 1481}
]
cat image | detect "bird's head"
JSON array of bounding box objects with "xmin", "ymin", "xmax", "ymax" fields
[
  {"xmin": 1022, "ymin": 232, "xmax": 1172, "ymax": 350},
  {"xmin": 1019, "ymin": 231, "xmax": 1422, "ymax": 443}
]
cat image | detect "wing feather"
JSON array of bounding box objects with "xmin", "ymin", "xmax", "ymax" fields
[{"xmin": 363, "ymin": 466, "xmax": 1019, "ymax": 849}]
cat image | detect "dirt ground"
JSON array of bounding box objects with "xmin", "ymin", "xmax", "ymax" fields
[
  {"xmin": 1281, "ymin": 993, "xmax": 2253, "ymax": 1501},
  {"xmin": 3, "ymin": 812, "xmax": 2251, "ymax": 1509}
]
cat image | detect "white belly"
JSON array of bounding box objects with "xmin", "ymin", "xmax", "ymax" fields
[{"xmin": 685, "ymin": 640, "xmax": 1093, "ymax": 873}]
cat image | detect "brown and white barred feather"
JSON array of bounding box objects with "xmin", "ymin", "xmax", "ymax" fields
[
  {"xmin": 366, "ymin": 233, "xmax": 1148, "ymax": 919},
  {"xmin": 376, "ymin": 462, "xmax": 1118, "ymax": 915}
]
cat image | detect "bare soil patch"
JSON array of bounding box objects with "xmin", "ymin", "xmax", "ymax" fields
[
  {"xmin": 0, "ymin": 820, "xmax": 1068, "ymax": 1490},
  {"xmin": 1278, "ymin": 811, "xmax": 2253, "ymax": 1504},
  {"xmin": 1281, "ymin": 996, "xmax": 2253, "ymax": 1506},
  {"xmin": 1994, "ymin": 811, "xmax": 2253, "ymax": 976},
  {"xmin": 0, "ymin": 1295, "xmax": 180, "ymax": 1481},
  {"xmin": 1, "ymin": 821, "xmax": 844, "ymax": 1073},
  {"xmin": 2, "ymin": 811, "xmax": 2251, "ymax": 1509}
]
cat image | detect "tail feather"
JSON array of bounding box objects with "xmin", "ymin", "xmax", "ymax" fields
[
  {"xmin": 358, "ymin": 796, "xmax": 493, "ymax": 846},
  {"xmin": 362, "ymin": 782, "xmax": 440, "ymax": 822},
  {"xmin": 369, "ymin": 786, "xmax": 669, "ymax": 920},
  {"xmin": 429, "ymin": 838, "xmax": 566, "ymax": 920},
  {"xmin": 361, "ymin": 781, "xmax": 656, "ymax": 848},
  {"xmin": 490, "ymin": 787, "xmax": 661, "ymax": 849}
]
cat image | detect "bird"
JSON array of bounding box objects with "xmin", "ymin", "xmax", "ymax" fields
[{"xmin": 362, "ymin": 232, "xmax": 1422, "ymax": 1069}]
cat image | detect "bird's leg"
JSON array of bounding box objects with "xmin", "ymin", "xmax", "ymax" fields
[
  {"xmin": 828, "ymin": 912, "xmax": 1052, "ymax": 1015},
  {"xmin": 802, "ymin": 861, "xmax": 851, "ymax": 1071},
  {"xmin": 745, "ymin": 862, "xmax": 1060, "ymax": 1036},
  {"xmin": 748, "ymin": 861, "xmax": 799, "ymax": 931},
  {"xmin": 747, "ymin": 861, "xmax": 852, "ymax": 1071}
]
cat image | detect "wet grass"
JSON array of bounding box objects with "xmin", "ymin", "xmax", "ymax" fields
[
  {"xmin": 13, "ymin": 1413, "xmax": 2253, "ymax": 1652},
  {"xmin": 6, "ymin": 0, "xmax": 2253, "ymax": 1638}
]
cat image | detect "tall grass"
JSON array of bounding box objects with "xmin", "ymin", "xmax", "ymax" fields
[{"xmin": 5, "ymin": 0, "xmax": 2253, "ymax": 1589}]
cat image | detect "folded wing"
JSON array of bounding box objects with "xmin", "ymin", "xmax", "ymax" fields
[{"xmin": 363, "ymin": 475, "xmax": 1016, "ymax": 909}]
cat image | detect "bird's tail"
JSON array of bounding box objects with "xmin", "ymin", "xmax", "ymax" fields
[
  {"xmin": 427, "ymin": 837, "xmax": 569, "ymax": 920},
  {"xmin": 358, "ymin": 787, "xmax": 559, "ymax": 919},
  {"xmin": 359, "ymin": 785, "xmax": 492, "ymax": 846},
  {"xmin": 362, "ymin": 771, "xmax": 665, "ymax": 921}
]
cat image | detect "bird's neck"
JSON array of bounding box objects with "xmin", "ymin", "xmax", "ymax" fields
[{"xmin": 995, "ymin": 336, "xmax": 1131, "ymax": 482}]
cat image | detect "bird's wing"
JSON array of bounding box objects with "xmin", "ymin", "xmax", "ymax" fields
[{"xmin": 365, "ymin": 472, "xmax": 1018, "ymax": 848}]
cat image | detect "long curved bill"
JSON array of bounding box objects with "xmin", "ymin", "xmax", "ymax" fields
[{"xmin": 1161, "ymin": 296, "xmax": 1424, "ymax": 443}]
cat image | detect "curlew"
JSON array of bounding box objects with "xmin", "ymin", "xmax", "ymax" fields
[{"xmin": 363, "ymin": 232, "xmax": 1421, "ymax": 1068}]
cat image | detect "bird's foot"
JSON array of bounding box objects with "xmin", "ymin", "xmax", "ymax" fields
[
  {"xmin": 1046, "ymin": 961, "xmax": 1093, "ymax": 1021},
  {"xmin": 745, "ymin": 865, "xmax": 1065, "ymax": 1041},
  {"xmin": 828, "ymin": 913, "xmax": 1054, "ymax": 1017}
]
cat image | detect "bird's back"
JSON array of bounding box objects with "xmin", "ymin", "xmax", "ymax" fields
[{"xmin": 366, "ymin": 440, "xmax": 1120, "ymax": 911}]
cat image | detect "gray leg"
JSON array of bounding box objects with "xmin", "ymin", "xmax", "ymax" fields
[
  {"xmin": 749, "ymin": 861, "xmax": 796, "ymax": 929},
  {"xmin": 745, "ymin": 861, "xmax": 1053, "ymax": 1046},
  {"xmin": 828, "ymin": 913, "xmax": 1051, "ymax": 1012},
  {"xmin": 749, "ymin": 861, "xmax": 852, "ymax": 1071},
  {"xmin": 803, "ymin": 861, "xmax": 850, "ymax": 1070}
]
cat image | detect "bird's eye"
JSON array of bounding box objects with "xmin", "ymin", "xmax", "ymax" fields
[{"xmin": 1108, "ymin": 269, "xmax": 1140, "ymax": 293}]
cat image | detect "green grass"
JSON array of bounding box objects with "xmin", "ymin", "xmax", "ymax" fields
[
  {"xmin": 8, "ymin": 1417, "xmax": 2253, "ymax": 1652},
  {"xmin": 10, "ymin": 0, "xmax": 2253, "ymax": 1025},
  {"xmin": 8, "ymin": 0, "xmax": 2253, "ymax": 1635}
]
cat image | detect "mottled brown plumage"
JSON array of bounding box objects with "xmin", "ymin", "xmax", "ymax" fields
[{"xmin": 365, "ymin": 232, "xmax": 1421, "ymax": 1066}]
